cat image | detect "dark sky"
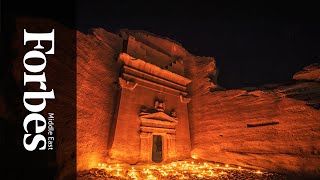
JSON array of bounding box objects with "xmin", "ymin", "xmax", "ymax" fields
[{"xmin": 77, "ymin": 1, "xmax": 319, "ymax": 89}]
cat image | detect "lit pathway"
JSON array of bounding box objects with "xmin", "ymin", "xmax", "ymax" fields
[{"xmin": 77, "ymin": 160, "xmax": 287, "ymax": 180}]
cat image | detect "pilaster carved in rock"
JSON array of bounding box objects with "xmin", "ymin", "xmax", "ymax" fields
[{"xmin": 140, "ymin": 132, "xmax": 152, "ymax": 162}]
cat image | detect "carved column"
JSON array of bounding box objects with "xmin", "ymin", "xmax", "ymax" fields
[
  {"xmin": 162, "ymin": 134, "xmax": 168, "ymax": 162},
  {"xmin": 167, "ymin": 133, "xmax": 176, "ymax": 161},
  {"xmin": 140, "ymin": 132, "xmax": 152, "ymax": 163}
]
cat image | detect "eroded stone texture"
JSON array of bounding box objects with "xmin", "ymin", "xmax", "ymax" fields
[
  {"xmin": 190, "ymin": 80, "xmax": 320, "ymax": 176},
  {"xmin": 77, "ymin": 28, "xmax": 122, "ymax": 170},
  {"xmin": 293, "ymin": 63, "xmax": 320, "ymax": 81}
]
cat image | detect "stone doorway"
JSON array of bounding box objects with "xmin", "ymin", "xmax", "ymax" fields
[
  {"xmin": 152, "ymin": 135, "xmax": 163, "ymax": 163},
  {"xmin": 139, "ymin": 101, "xmax": 178, "ymax": 163}
]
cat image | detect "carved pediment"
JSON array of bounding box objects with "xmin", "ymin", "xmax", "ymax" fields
[
  {"xmin": 140, "ymin": 111, "xmax": 178, "ymax": 131},
  {"xmin": 140, "ymin": 112, "xmax": 178, "ymax": 123},
  {"xmin": 139, "ymin": 101, "xmax": 177, "ymax": 119},
  {"xmin": 139, "ymin": 101, "xmax": 178, "ymax": 132}
]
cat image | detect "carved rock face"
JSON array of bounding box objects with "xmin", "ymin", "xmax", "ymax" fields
[
  {"xmin": 189, "ymin": 81, "xmax": 320, "ymax": 176},
  {"xmin": 293, "ymin": 63, "xmax": 320, "ymax": 82},
  {"xmin": 75, "ymin": 27, "xmax": 320, "ymax": 178},
  {"xmin": 140, "ymin": 101, "xmax": 178, "ymax": 119}
]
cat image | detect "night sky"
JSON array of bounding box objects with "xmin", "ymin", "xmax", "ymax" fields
[{"xmin": 77, "ymin": 1, "xmax": 319, "ymax": 89}]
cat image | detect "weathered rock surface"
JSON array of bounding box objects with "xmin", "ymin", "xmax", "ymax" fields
[
  {"xmin": 77, "ymin": 28, "xmax": 122, "ymax": 170},
  {"xmin": 293, "ymin": 63, "xmax": 320, "ymax": 82},
  {"xmin": 190, "ymin": 78, "xmax": 320, "ymax": 177},
  {"xmin": 76, "ymin": 27, "xmax": 320, "ymax": 178}
]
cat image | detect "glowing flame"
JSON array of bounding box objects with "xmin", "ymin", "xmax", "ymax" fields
[
  {"xmin": 191, "ymin": 155, "xmax": 197, "ymax": 159},
  {"xmin": 86, "ymin": 161, "xmax": 283, "ymax": 179}
]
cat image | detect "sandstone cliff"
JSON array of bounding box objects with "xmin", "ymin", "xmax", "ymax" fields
[
  {"xmin": 190, "ymin": 68, "xmax": 320, "ymax": 177},
  {"xmin": 77, "ymin": 28, "xmax": 122, "ymax": 170},
  {"xmin": 76, "ymin": 27, "xmax": 320, "ymax": 178}
]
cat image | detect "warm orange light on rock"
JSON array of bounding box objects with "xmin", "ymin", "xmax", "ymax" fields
[{"xmin": 76, "ymin": 27, "xmax": 320, "ymax": 178}]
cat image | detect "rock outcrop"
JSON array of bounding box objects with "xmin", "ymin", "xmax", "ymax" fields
[
  {"xmin": 293, "ymin": 63, "xmax": 320, "ymax": 82},
  {"xmin": 190, "ymin": 66, "xmax": 320, "ymax": 177},
  {"xmin": 76, "ymin": 27, "xmax": 320, "ymax": 178},
  {"xmin": 77, "ymin": 28, "xmax": 122, "ymax": 170}
]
